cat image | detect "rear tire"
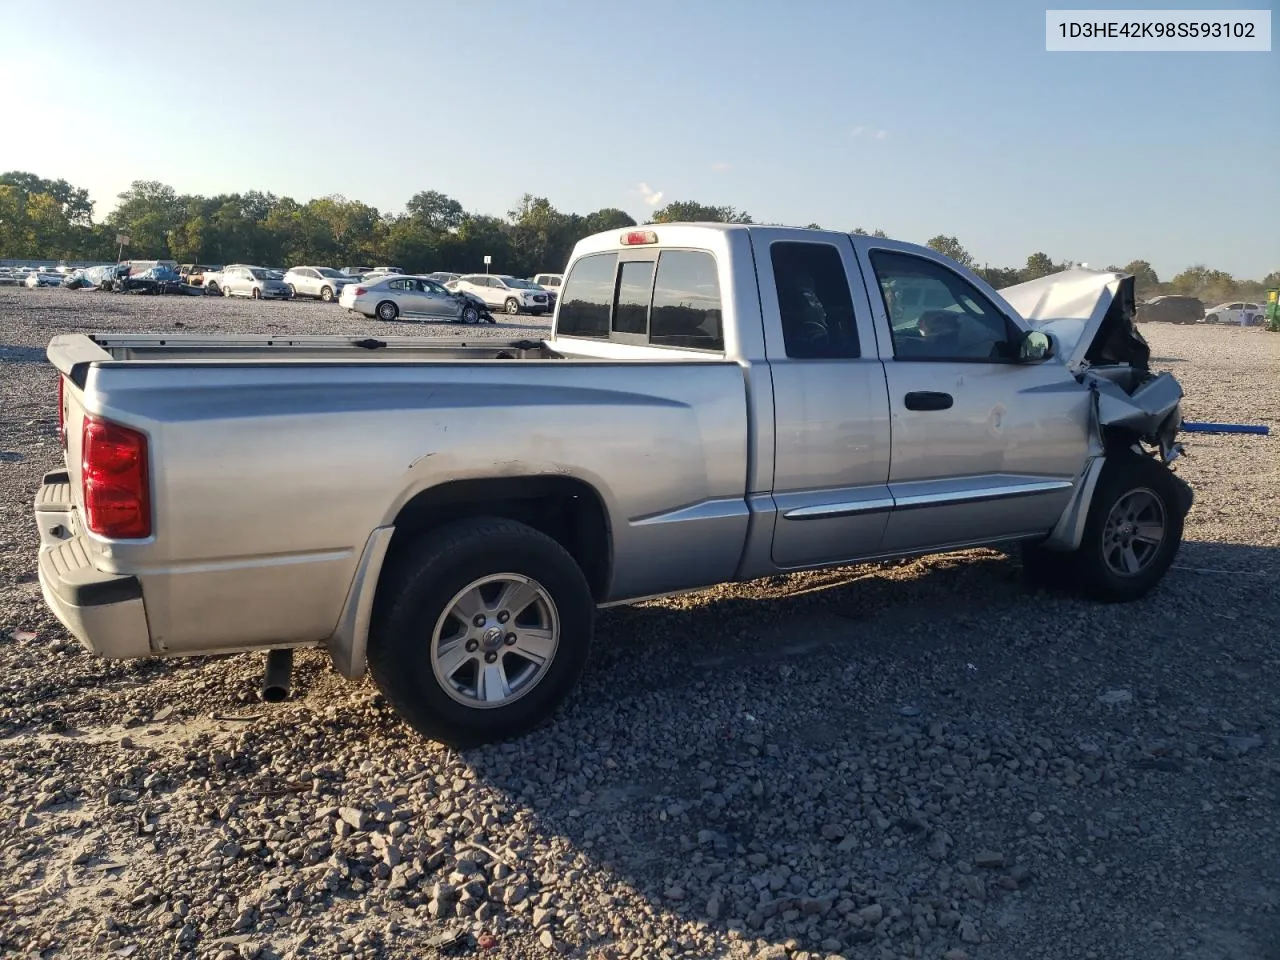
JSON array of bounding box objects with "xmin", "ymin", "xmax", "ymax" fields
[
  {"xmin": 287, "ymin": 284, "xmax": 297, "ymax": 298},
  {"xmin": 252, "ymin": 287, "xmax": 261, "ymax": 300},
  {"xmin": 504, "ymin": 298, "xmax": 520, "ymax": 315},
  {"xmin": 321, "ymin": 286, "xmax": 334, "ymax": 302},
  {"xmin": 1024, "ymin": 453, "xmax": 1187, "ymax": 603},
  {"xmin": 367, "ymin": 517, "xmax": 594, "ymax": 747}
]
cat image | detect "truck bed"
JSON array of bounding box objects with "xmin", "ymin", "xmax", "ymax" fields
[{"xmin": 46, "ymin": 332, "xmax": 756, "ymax": 658}]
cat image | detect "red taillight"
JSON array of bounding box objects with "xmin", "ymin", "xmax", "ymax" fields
[
  {"xmin": 620, "ymin": 230, "xmax": 658, "ymax": 245},
  {"xmin": 353, "ymin": 286, "xmax": 366, "ymax": 296},
  {"xmin": 57, "ymin": 376, "xmax": 65, "ymax": 444},
  {"xmin": 81, "ymin": 416, "xmax": 151, "ymax": 539}
]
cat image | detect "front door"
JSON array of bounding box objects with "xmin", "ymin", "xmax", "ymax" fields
[
  {"xmin": 418, "ymin": 279, "xmax": 461, "ymax": 318},
  {"xmin": 856, "ymin": 245, "xmax": 1090, "ymax": 553}
]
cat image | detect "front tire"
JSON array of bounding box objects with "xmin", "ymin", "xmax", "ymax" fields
[
  {"xmin": 287, "ymin": 284, "xmax": 297, "ymax": 298},
  {"xmin": 504, "ymin": 298, "xmax": 520, "ymax": 315},
  {"xmin": 377, "ymin": 300, "xmax": 399, "ymax": 321},
  {"xmin": 1025, "ymin": 453, "xmax": 1187, "ymax": 603},
  {"xmin": 320, "ymin": 286, "xmax": 334, "ymax": 303},
  {"xmin": 368, "ymin": 518, "xmax": 594, "ymax": 747},
  {"xmin": 461, "ymin": 304, "xmax": 479, "ymax": 324}
]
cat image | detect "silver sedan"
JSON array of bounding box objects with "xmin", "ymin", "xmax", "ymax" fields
[{"xmin": 338, "ymin": 274, "xmax": 490, "ymax": 323}]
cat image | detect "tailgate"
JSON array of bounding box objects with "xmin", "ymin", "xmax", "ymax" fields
[{"xmin": 49, "ymin": 334, "xmax": 113, "ymax": 514}]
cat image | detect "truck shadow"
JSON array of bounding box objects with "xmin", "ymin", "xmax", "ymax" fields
[{"xmin": 453, "ymin": 539, "xmax": 1276, "ymax": 947}]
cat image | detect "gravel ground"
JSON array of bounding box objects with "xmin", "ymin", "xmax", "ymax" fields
[{"xmin": 1, "ymin": 286, "xmax": 1278, "ymax": 960}]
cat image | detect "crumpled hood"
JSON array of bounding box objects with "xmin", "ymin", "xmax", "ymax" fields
[
  {"xmin": 998, "ymin": 267, "xmax": 1145, "ymax": 375},
  {"xmin": 999, "ymin": 268, "xmax": 1182, "ymax": 461}
]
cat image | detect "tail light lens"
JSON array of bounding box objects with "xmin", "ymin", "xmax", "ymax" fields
[
  {"xmin": 353, "ymin": 286, "xmax": 366, "ymax": 296},
  {"xmin": 82, "ymin": 416, "xmax": 151, "ymax": 539},
  {"xmin": 57, "ymin": 376, "xmax": 65, "ymax": 444}
]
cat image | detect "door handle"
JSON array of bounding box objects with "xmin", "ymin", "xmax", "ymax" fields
[{"xmin": 904, "ymin": 391, "xmax": 953, "ymax": 411}]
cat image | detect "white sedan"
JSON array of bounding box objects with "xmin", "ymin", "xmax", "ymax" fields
[{"xmin": 1201, "ymin": 301, "xmax": 1264, "ymax": 326}]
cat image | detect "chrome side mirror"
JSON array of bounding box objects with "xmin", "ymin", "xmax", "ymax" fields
[{"xmin": 1019, "ymin": 330, "xmax": 1051, "ymax": 362}]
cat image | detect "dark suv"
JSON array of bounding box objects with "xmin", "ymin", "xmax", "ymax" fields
[{"xmin": 1137, "ymin": 296, "xmax": 1204, "ymax": 324}]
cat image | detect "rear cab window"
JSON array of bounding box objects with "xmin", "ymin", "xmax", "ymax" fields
[{"xmin": 556, "ymin": 248, "xmax": 724, "ymax": 351}]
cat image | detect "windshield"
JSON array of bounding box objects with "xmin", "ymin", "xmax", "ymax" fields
[
  {"xmin": 507, "ymin": 278, "xmax": 536, "ymax": 289},
  {"xmin": 250, "ymin": 269, "xmax": 268, "ymax": 280},
  {"xmin": 317, "ymin": 268, "xmax": 345, "ymax": 278}
]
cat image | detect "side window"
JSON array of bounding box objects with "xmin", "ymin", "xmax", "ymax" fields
[
  {"xmin": 1228, "ymin": 302, "xmax": 1243, "ymax": 310},
  {"xmin": 870, "ymin": 251, "xmax": 1017, "ymax": 362},
  {"xmin": 771, "ymin": 242, "xmax": 859, "ymax": 359},
  {"xmin": 650, "ymin": 250, "xmax": 723, "ymax": 350},
  {"xmin": 388, "ymin": 279, "xmax": 409, "ymax": 291},
  {"xmin": 557, "ymin": 253, "xmax": 618, "ymax": 339},
  {"xmin": 612, "ymin": 260, "xmax": 654, "ymax": 336}
]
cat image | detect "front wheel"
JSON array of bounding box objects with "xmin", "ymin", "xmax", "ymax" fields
[
  {"xmin": 205, "ymin": 282, "xmax": 220, "ymax": 296},
  {"xmin": 461, "ymin": 304, "xmax": 479, "ymax": 324},
  {"xmin": 251, "ymin": 287, "xmax": 261, "ymax": 300},
  {"xmin": 287, "ymin": 284, "xmax": 297, "ymax": 298},
  {"xmin": 504, "ymin": 298, "xmax": 520, "ymax": 315},
  {"xmin": 376, "ymin": 300, "xmax": 399, "ymax": 321},
  {"xmin": 320, "ymin": 285, "xmax": 334, "ymax": 302},
  {"xmin": 1024, "ymin": 453, "xmax": 1187, "ymax": 603},
  {"xmin": 367, "ymin": 517, "xmax": 594, "ymax": 747}
]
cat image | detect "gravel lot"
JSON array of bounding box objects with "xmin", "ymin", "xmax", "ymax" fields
[{"xmin": 1, "ymin": 287, "xmax": 1277, "ymax": 960}]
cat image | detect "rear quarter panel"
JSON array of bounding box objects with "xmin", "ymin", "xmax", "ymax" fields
[{"xmin": 82, "ymin": 359, "xmax": 751, "ymax": 652}]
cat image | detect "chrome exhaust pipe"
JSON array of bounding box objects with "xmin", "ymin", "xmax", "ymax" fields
[{"xmin": 260, "ymin": 648, "xmax": 294, "ymax": 703}]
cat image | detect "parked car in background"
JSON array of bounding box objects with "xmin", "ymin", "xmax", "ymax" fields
[
  {"xmin": 0, "ymin": 268, "xmax": 20, "ymax": 286},
  {"xmin": 284, "ymin": 266, "xmax": 354, "ymax": 302},
  {"xmin": 179, "ymin": 264, "xmax": 221, "ymax": 286},
  {"xmin": 425, "ymin": 272, "xmax": 460, "ymax": 284},
  {"xmin": 339, "ymin": 274, "xmax": 492, "ymax": 323},
  {"xmin": 342, "ymin": 265, "xmax": 373, "ymax": 278},
  {"xmin": 219, "ymin": 265, "xmax": 293, "ymax": 300},
  {"xmin": 372, "ymin": 265, "xmax": 404, "ymax": 275},
  {"xmin": 25, "ymin": 270, "xmax": 64, "ymax": 288},
  {"xmin": 449, "ymin": 274, "xmax": 551, "ymax": 315},
  {"xmin": 1136, "ymin": 295, "xmax": 1203, "ymax": 324},
  {"xmin": 1201, "ymin": 301, "xmax": 1264, "ymax": 326},
  {"xmin": 531, "ymin": 272, "xmax": 563, "ymax": 291}
]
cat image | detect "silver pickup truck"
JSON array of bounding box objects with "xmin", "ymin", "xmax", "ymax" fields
[{"xmin": 34, "ymin": 225, "xmax": 1192, "ymax": 746}]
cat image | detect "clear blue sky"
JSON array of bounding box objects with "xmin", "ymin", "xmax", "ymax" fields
[{"xmin": 2, "ymin": 0, "xmax": 1275, "ymax": 279}]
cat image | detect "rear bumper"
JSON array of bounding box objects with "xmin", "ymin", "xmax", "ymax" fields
[{"xmin": 34, "ymin": 473, "xmax": 152, "ymax": 659}]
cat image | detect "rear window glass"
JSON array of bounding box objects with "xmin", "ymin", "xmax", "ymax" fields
[
  {"xmin": 650, "ymin": 251, "xmax": 723, "ymax": 350},
  {"xmin": 613, "ymin": 261, "xmax": 654, "ymax": 335},
  {"xmin": 557, "ymin": 253, "xmax": 617, "ymax": 339}
]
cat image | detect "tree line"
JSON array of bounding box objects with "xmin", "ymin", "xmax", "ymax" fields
[{"xmin": 1, "ymin": 171, "xmax": 1274, "ymax": 301}]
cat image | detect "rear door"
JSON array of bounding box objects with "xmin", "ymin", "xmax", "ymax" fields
[
  {"xmin": 749, "ymin": 229, "xmax": 894, "ymax": 568},
  {"xmin": 852, "ymin": 239, "xmax": 1089, "ymax": 552}
]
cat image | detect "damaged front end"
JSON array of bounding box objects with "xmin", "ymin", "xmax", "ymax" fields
[{"xmin": 999, "ymin": 268, "xmax": 1185, "ymax": 465}]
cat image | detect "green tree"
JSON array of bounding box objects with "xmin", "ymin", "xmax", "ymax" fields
[
  {"xmin": 107, "ymin": 180, "xmax": 185, "ymax": 257},
  {"xmin": 851, "ymin": 226, "xmax": 888, "ymax": 237},
  {"xmin": 650, "ymin": 200, "xmax": 752, "ymax": 224},
  {"xmin": 1120, "ymin": 259, "xmax": 1160, "ymax": 298},
  {"xmin": 406, "ymin": 190, "xmax": 464, "ymax": 231},
  {"xmin": 0, "ymin": 171, "xmax": 94, "ymax": 226},
  {"xmin": 1022, "ymin": 252, "xmax": 1061, "ymax": 281},
  {"xmin": 926, "ymin": 235, "xmax": 974, "ymax": 268},
  {"xmin": 582, "ymin": 207, "xmax": 636, "ymax": 234}
]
